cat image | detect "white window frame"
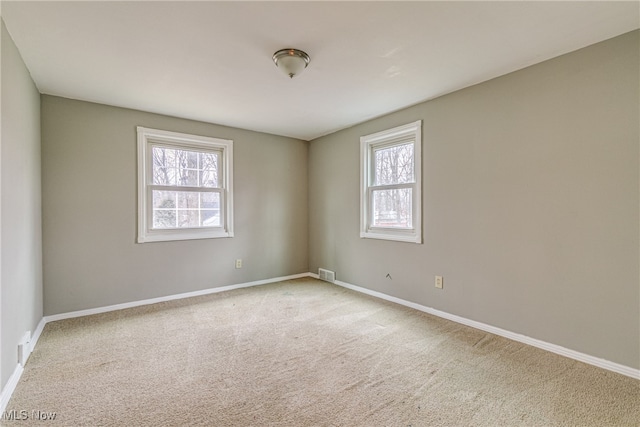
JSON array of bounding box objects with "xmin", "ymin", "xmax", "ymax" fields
[
  {"xmin": 360, "ymin": 120, "xmax": 422, "ymax": 243},
  {"xmin": 137, "ymin": 126, "xmax": 234, "ymax": 243}
]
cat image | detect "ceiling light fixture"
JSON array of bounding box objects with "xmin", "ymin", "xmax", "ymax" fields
[{"xmin": 272, "ymin": 48, "xmax": 310, "ymax": 79}]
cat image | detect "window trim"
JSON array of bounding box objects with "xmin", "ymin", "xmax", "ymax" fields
[
  {"xmin": 137, "ymin": 126, "xmax": 234, "ymax": 243},
  {"xmin": 360, "ymin": 120, "xmax": 422, "ymax": 244}
]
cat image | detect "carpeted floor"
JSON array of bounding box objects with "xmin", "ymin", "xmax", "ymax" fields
[{"xmin": 3, "ymin": 278, "xmax": 639, "ymax": 426}]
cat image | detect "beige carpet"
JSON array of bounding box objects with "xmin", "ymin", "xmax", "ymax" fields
[{"xmin": 3, "ymin": 278, "xmax": 639, "ymax": 426}]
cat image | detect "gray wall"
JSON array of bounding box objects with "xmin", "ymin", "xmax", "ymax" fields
[
  {"xmin": 1, "ymin": 20, "xmax": 43, "ymax": 389},
  {"xmin": 3, "ymin": 21, "xmax": 637, "ymax": 392},
  {"xmin": 309, "ymin": 31, "xmax": 639, "ymax": 369},
  {"xmin": 41, "ymin": 96, "xmax": 308, "ymax": 315}
]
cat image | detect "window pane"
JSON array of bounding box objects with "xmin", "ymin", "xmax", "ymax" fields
[
  {"xmin": 152, "ymin": 147, "xmax": 176, "ymax": 168},
  {"xmin": 374, "ymin": 143, "xmax": 414, "ymax": 185},
  {"xmin": 152, "ymin": 147, "xmax": 177, "ymax": 185},
  {"xmin": 153, "ymin": 167, "xmax": 178, "ymax": 186},
  {"xmin": 177, "ymin": 192, "xmax": 200, "ymax": 208},
  {"xmin": 152, "ymin": 190, "xmax": 177, "ymax": 229},
  {"xmin": 177, "ymin": 209, "xmax": 200, "ymax": 228},
  {"xmin": 152, "ymin": 191, "xmax": 176, "ymax": 228},
  {"xmin": 201, "ymin": 192, "xmax": 220, "ymax": 209},
  {"xmin": 372, "ymin": 188, "xmax": 412, "ymax": 228},
  {"xmin": 152, "ymin": 191, "xmax": 176, "ymax": 208},
  {"xmin": 153, "ymin": 209, "xmax": 176, "ymax": 229},
  {"xmin": 177, "ymin": 169, "xmax": 199, "ymax": 187},
  {"xmin": 186, "ymin": 151, "xmax": 198, "ymax": 168},
  {"xmin": 200, "ymin": 152, "xmax": 219, "ymax": 188},
  {"xmin": 201, "ymin": 210, "xmax": 220, "ymax": 227},
  {"xmin": 201, "ymin": 193, "xmax": 221, "ymax": 226}
]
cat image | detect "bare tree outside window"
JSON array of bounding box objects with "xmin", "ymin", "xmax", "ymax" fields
[
  {"xmin": 150, "ymin": 146, "xmax": 221, "ymax": 229},
  {"xmin": 372, "ymin": 143, "xmax": 414, "ymax": 228}
]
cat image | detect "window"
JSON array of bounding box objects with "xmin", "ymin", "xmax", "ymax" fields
[
  {"xmin": 137, "ymin": 127, "xmax": 233, "ymax": 243},
  {"xmin": 360, "ymin": 121, "xmax": 422, "ymax": 243}
]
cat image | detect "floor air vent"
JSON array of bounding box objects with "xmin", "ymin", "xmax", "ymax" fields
[{"xmin": 318, "ymin": 268, "xmax": 336, "ymax": 283}]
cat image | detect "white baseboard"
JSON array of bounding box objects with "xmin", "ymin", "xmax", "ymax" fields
[
  {"xmin": 1, "ymin": 270, "xmax": 635, "ymax": 414},
  {"xmin": 0, "ymin": 363, "xmax": 24, "ymax": 414},
  {"xmin": 1, "ymin": 272, "xmax": 312, "ymax": 413},
  {"xmin": 0, "ymin": 317, "xmax": 46, "ymax": 414},
  {"xmin": 30, "ymin": 318, "xmax": 46, "ymax": 355},
  {"xmin": 45, "ymin": 272, "xmax": 312, "ymax": 323},
  {"xmin": 329, "ymin": 277, "xmax": 640, "ymax": 380}
]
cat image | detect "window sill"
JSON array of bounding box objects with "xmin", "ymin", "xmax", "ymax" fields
[
  {"xmin": 138, "ymin": 229, "xmax": 233, "ymax": 243},
  {"xmin": 360, "ymin": 230, "xmax": 422, "ymax": 244}
]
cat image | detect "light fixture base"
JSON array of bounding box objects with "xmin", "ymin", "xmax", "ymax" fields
[{"xmin": 273, "ymin": 48, "xmax": 310, "ymax": 78}]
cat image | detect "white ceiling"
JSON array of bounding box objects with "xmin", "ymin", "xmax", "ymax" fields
[{"xmin": 2, "ymin": 1, "xmax": 639, "ymax": 141}]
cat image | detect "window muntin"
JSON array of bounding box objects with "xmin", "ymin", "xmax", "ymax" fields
[
  {"xmin": 151, "ymin": 190, "xmax": 220, "ymax": 229},
  {"xmin": 373, "ymin": 142, "xmax": 414, "ymax": 186},
  {"xmin": 360, "ymin": 121, "xmax": 422, "ymax": 243},
  {"xmin": 371, "ymin": 188, "xmax": 413, "ymax": 228},
  {"xmin": 151, "ymin": 146, "xmax": 220, "ymax": 188},
  {"xmin": 137, "ymin": 127, "xmax": 233, "ymax": 243},
  {"xmin": 149, "ymin": 144, "xmax": 222, "ymax": 230}
]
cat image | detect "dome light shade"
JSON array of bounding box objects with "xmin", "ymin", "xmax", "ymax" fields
[{"xmin": 273, "ymin": 48, "xmax": 310, "ymax": 78}]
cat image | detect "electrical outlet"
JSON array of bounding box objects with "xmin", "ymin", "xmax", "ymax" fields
[
  {"xmin": 235, "ymin": 259, "xmax": 242, "ymax": 269},
  {"xmin": 18, "ymin": 331, "xmax": 31, "ymax": 366},
  {"xmin": 435, "ymin": 275, "xmax": 443, "ymax": 289}
]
